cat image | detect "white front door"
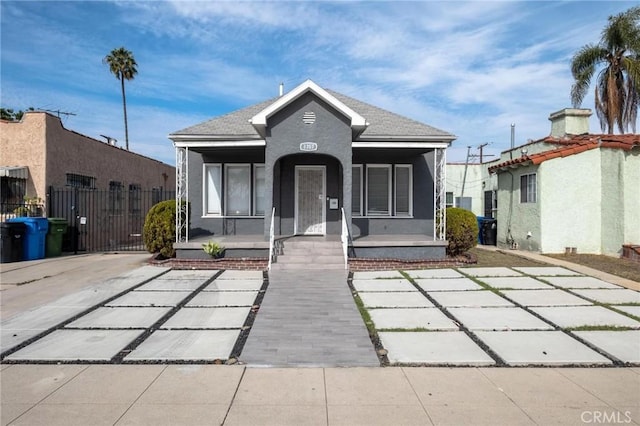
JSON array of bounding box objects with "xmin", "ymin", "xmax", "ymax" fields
[{"xmin": 295, "ymin": 166, "xmax": 326, "ymax": 235}]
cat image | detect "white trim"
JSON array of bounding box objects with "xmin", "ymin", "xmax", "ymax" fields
[
  {"xmin": 352, "ymin": 164, "xmax": 363, "ymax": 216},
  {"xmin": 294, "ymin": 165, "xmax": 326, "ymax": 235},
  {"xmin": 251, "ymin": 79, "xmax": 367, "ymax": 131},
  {"xmin": 173, "ymin": 140, "xmax": 265, "ymax": 148},
  {"xmin": 366, "ymin": 164, "xmax": 392, "ymax": 216},
  {"xmin": 203, "ymin": 163, "xmax": 222, "ymax": 216},
  {"xmin": 394, "ymin": 164, "xmax": 413, "ymax": 217},
  {"xmin": 352, "ymin": 141, "xmax": 451, "ymax": 148}
]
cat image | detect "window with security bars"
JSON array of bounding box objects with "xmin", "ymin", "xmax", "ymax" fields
[
  {"xmin": 129, "ymin": 184, "xmax": 141, "ymax": 213},
  {"xmin": 109, "ymin": 181, "xmax": 124, "ymax": 214},
  {"xmin": 520, "ymin": 173, "xmax": 537, "ymax": 203},
  {"xmin": 66, "ymin": 173, "xmax": 96, "ymax": 189}
]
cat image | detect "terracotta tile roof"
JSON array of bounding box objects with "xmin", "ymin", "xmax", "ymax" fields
[{"xmin": 489, "ymin": 134, "xmax": 640, "ymax": 173}]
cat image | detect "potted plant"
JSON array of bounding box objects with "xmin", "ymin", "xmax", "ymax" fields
[{"xmin": 203, "ymin": 241, "xmax": 225, "ymax": 258}]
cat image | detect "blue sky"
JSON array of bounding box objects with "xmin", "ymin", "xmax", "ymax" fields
[{"xmin": 1, "ymin": 1, "xmax": 635, "ymax": 165}]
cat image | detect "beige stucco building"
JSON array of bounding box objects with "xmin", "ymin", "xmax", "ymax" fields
[{"xmin": 1, "ymin": 112, "xmax": 174, "ymax": 211}]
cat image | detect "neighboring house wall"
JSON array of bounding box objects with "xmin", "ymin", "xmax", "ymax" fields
[
  {"xmin": 1, "ymin": 113, "xmax": 46, "ymax": 198},
  {"xmin": 623, "ymin": 149, "xmax": 640, "ymax": 246},
  {"xmin": 446, "ymin": 162, "xmax": 497, "ymax": 217},
  {"xmin": 538, "ymin": 149, "xmax": 602, "ymax": 254},
  {"xmin": 495, "ymin": 163, "xmax": 541, "ymax": 251},
  {"xmin": 1, "ymin": 112, "xmax": 175, "ymax": 205}
]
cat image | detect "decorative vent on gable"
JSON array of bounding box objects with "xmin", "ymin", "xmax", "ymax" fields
[{"xmin": 302, "ymin": 111, "xmax": 316, "ymax": 124}]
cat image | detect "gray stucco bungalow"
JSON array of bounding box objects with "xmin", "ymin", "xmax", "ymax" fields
[{"xmin": 170, "ymin": 80, "xmax": 455, "ymax": 264}]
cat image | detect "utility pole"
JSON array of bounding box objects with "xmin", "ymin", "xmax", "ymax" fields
[
  {"xmin": 478, "ymin": 142, "xmax": 489, "ymax": 164},
  {"xmin": 460, "ymin": 146, "xmax": 471, "ymax": 198}
]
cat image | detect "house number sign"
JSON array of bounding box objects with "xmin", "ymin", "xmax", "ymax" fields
[{"xmin": 299, "ymin": 142, "xmax": 318, "ymax": 152}]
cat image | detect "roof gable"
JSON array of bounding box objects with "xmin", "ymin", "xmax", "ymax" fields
[{"xmin": 250, "ymin": 80, "xmax": 367, "ymax": 136}]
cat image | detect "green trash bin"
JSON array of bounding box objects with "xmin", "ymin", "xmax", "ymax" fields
[{"xmin": 46, "ymin": 218, "xmax": 68, "ymax": 257}]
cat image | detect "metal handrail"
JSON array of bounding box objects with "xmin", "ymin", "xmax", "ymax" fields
[
  {"xmin": 268, "ymin": 207, "xmax": 275, "ymax": 270},
  {"xmin": 340, "ymin": 207, "xmax": 351, "ymax": 269}
]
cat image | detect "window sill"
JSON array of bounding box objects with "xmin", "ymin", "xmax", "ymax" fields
[
  {"xmin": 352, "ymin": 215, "xmax": 414, "ymax": 219},
  {"xmin": 202, "ymin": 215, "xmax": 265, "ymax": 219}
]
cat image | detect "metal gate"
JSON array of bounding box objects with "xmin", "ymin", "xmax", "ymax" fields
[{"xmin": 48, "ymin": 187, "xmax": 175, "ymax": 253}]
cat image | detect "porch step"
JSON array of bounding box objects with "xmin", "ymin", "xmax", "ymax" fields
[{"xmin": 271, "ymin": 238, "xmax": 346, "ymax": 270}]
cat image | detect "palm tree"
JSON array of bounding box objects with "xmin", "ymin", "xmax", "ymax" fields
[
  {"xmin": 571, "ymin": 6, "xmax": 640, "ymax": 133},
  {"xmin": 103, "ymin": 47, "xmax": 138, "ymax": 150}
]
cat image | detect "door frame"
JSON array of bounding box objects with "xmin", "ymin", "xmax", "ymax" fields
[{"xmin": 294, "ymin": 165, "xmax": 326, "ymax": 235}]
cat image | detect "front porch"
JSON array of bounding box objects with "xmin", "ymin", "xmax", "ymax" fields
[{"xmin": 174, "ymin": 233, "xmax": 448, "ymax": 262}]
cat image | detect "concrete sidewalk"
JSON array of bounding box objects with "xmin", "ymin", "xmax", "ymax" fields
[{"xmin": 1, "ymin": 364, "xmax": 638, "ymax": 425}]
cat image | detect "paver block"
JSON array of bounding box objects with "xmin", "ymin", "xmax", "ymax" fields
[
  {"xmin": 161, "ymin": 270, "xmax": 219, "ymax": 280},
  {"xmin": 352, "ymin": 279, "xmax": 417, "ymax": 292},
  {"xmin": 186, "ymin": 291, "xmax": 258, "ymax": 307},
  {"xmin": 218, "ymin": 270, "xmax": 263, "ymax": 280},
  {"xmin": 161, "ymin": 307, "xmax": 251, "ymax": 329},
  {"xmin": 474, "ymin": 331, "xmax": 612, "ymax": 365},
  {"xmin": 459, "ymin": 267, "xmax": 522, "ymax": 277},
  {"xmin": 571, "ymin": 289, "xmax": 640, "ymax": 305},
  {"xmin": 501, "ymin": 289, "xmax": 593, "ymax": 307},
  {"xmin": 405, "ymin": 269, "xmax": 464, "ymax": 279},
  {"xmin": 542, "ymin": 276, "xmax": 621, "ymax": 289},
  {"xmin": 351, "ymin": 270, "xmax": 403, "ymax": 279},
  {"xmin": 448, "ymin": 307, "xmax": 553, "ymax": 331},
  {"xmin": 414, "ymin": 277, "xmax": 483, "ymax": 292},
  {"xmin": 5, "ymin": 329, "xmax": 142, "ymax": 361},
  {"xmin": 429, "ymin": 291, "xmax": 514, "ymax": 307},
  {"xmin": 135, "ymin": 279, "xmax": 206, "ymax": 291},
  {"xmin": 358, "ymin": 292, "xmax": 433, "ymax": 308},
  {"xmin": 204, "ymin": 280, "xmax": 263, "ymax": 291},
  {"xmin": 125, "ymin": 330, "xmax": 240, "ymax": 360},
  {"xmin": 106, "ymin": 291, "xmax": 192, "ymax": 307},
  {"xmin": 478, "ymin": 276, "xmax": 552, "ymax": 290},
  {"xmin": 615, "ymin": 306, "xmax": 640, "ymax": 318},
  {"xmin": 369, "ymin": 308, "xmax": 458, "ymax": 330},
  {"xmin": 573, "ymin": 330, "xmax": 640, "ymax": 363},
  {"xmin": 512, "ymin": 267, "xmax": 582, "ymax": 276},
  {"xmin": 531, "ymin": 306, "xmax": 640, "ymax": 328},
  {"xmin": 65, "ymin": 307, "xmax": 171, "ymax": 329},
  {"xmin": 379, "ymin": 331, "xmax": 495, "ymax": 365}
]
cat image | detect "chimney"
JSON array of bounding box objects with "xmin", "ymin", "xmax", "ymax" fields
[
  {"xmin": 279, "ymin": 82, "xmax": 284, "ymax": 97},
  {"xmin": 548, "ymin": 108, "xmax": 591, "ymax": 137}
]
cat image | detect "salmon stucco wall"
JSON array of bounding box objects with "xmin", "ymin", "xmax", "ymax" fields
[
  {"xmin": 1, "ymin": 112, "xmax": 175, "ymax": 207},
  {"xmin": 0, "ymin": 113, "xmax": 47, "ymax": 198}
]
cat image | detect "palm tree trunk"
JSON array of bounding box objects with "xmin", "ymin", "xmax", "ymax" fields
[{"xmin": 121, "ymin": 76, "xmax": 129, "ymax": 150}]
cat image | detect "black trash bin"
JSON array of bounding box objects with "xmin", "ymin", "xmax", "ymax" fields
[
  {"xmin": 482, "ymin": 218, "xmax": 497, "ymax": 246},
  {"xmin": 1, "ymin": 222, "xmax": 27, "ymax": 263}
]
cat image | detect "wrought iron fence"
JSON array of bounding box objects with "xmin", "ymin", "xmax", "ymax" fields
[{"xmin": 47, "ymin": 187, "xmax": 175, "ymax": 253}]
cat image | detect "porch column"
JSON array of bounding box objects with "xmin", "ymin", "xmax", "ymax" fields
[
  {"xmin": 342, "ymin": 157, "xmax": 353, "ymax": 235},
  {"xmin": 263, "ymin": 153, "xmax": 276, "ymax": 239},
  {"xmin": 175, "ymin": 146, "xmax": 189, "ymax": 242}
]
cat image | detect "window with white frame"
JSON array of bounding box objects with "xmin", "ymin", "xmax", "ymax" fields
[
  {"xmin": 204, "ymin": 164, "xmax": 222, "ymax": 215},
  {"xmin": 394, "ymin": 165, "xmax": 412, "ymax": 216},
  {"xmin": 520, "ymin": 173, "xmax": 537, "ymax": 203},
  {"xmin": 253, "ymin": 164, "xmax": 265, "ymax": 216},
  {"xmin": 445, "ymin": 191, "xmax": 454, "ymax": 208},
  {"xmin": 204, "ymin": 163, "xmax": 265, "ymax": 217},
  {"xmin": 352, "ymin": 165, "xmax": 362, "ymax": 216},
  {"xmin": 366, "ymin": 165, "xmax": 392, "ymax": 215}
]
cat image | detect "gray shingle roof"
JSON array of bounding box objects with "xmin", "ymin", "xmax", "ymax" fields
[{"xmin": 171, "ymin": 87, "xmax": 454, "ymax": 140}]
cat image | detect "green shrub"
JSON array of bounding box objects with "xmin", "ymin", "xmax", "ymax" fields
[
  {"xmin": 143, "ymin": 200, "xmax": 181, "ymax": 258},
  {"xmin": 202, "ymin": 241, "xmax": 224, "ymax": 258},
  {"xmin": 445, "ymin": 207, "xmax": 478, "ymax": 256}
]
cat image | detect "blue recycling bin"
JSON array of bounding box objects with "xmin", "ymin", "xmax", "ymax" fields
[
  {"xmin": 7, "ymin": 217, "xmax": 48, "ymax": 260},
  {"xmin": 476, "ymin": 216, "xmax": 485, "ymax": 244}
]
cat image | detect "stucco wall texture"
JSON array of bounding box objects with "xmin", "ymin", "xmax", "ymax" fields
[
  {"xmin": 496, "ymin": 147, "xmax": 639, "ymax": 256},
  {"xmin": 1, "ymin": 112, "xmax": 175, "ymax": 202}
]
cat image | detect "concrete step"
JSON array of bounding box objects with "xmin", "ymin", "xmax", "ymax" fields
[
  {"xmin": 280, "ymin": 240, "xmax": 343, "ymax": 250},
  {"xmin": 277, "ymin": 255, "xmax": 344, "ymax": 264},
  {"xmin": 270, "ymin": 262, "xmax": 345, "ymax": 270},
  {"xmin": 281, "ymin": 248, "xmax": 343, "ymax": 256}
]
